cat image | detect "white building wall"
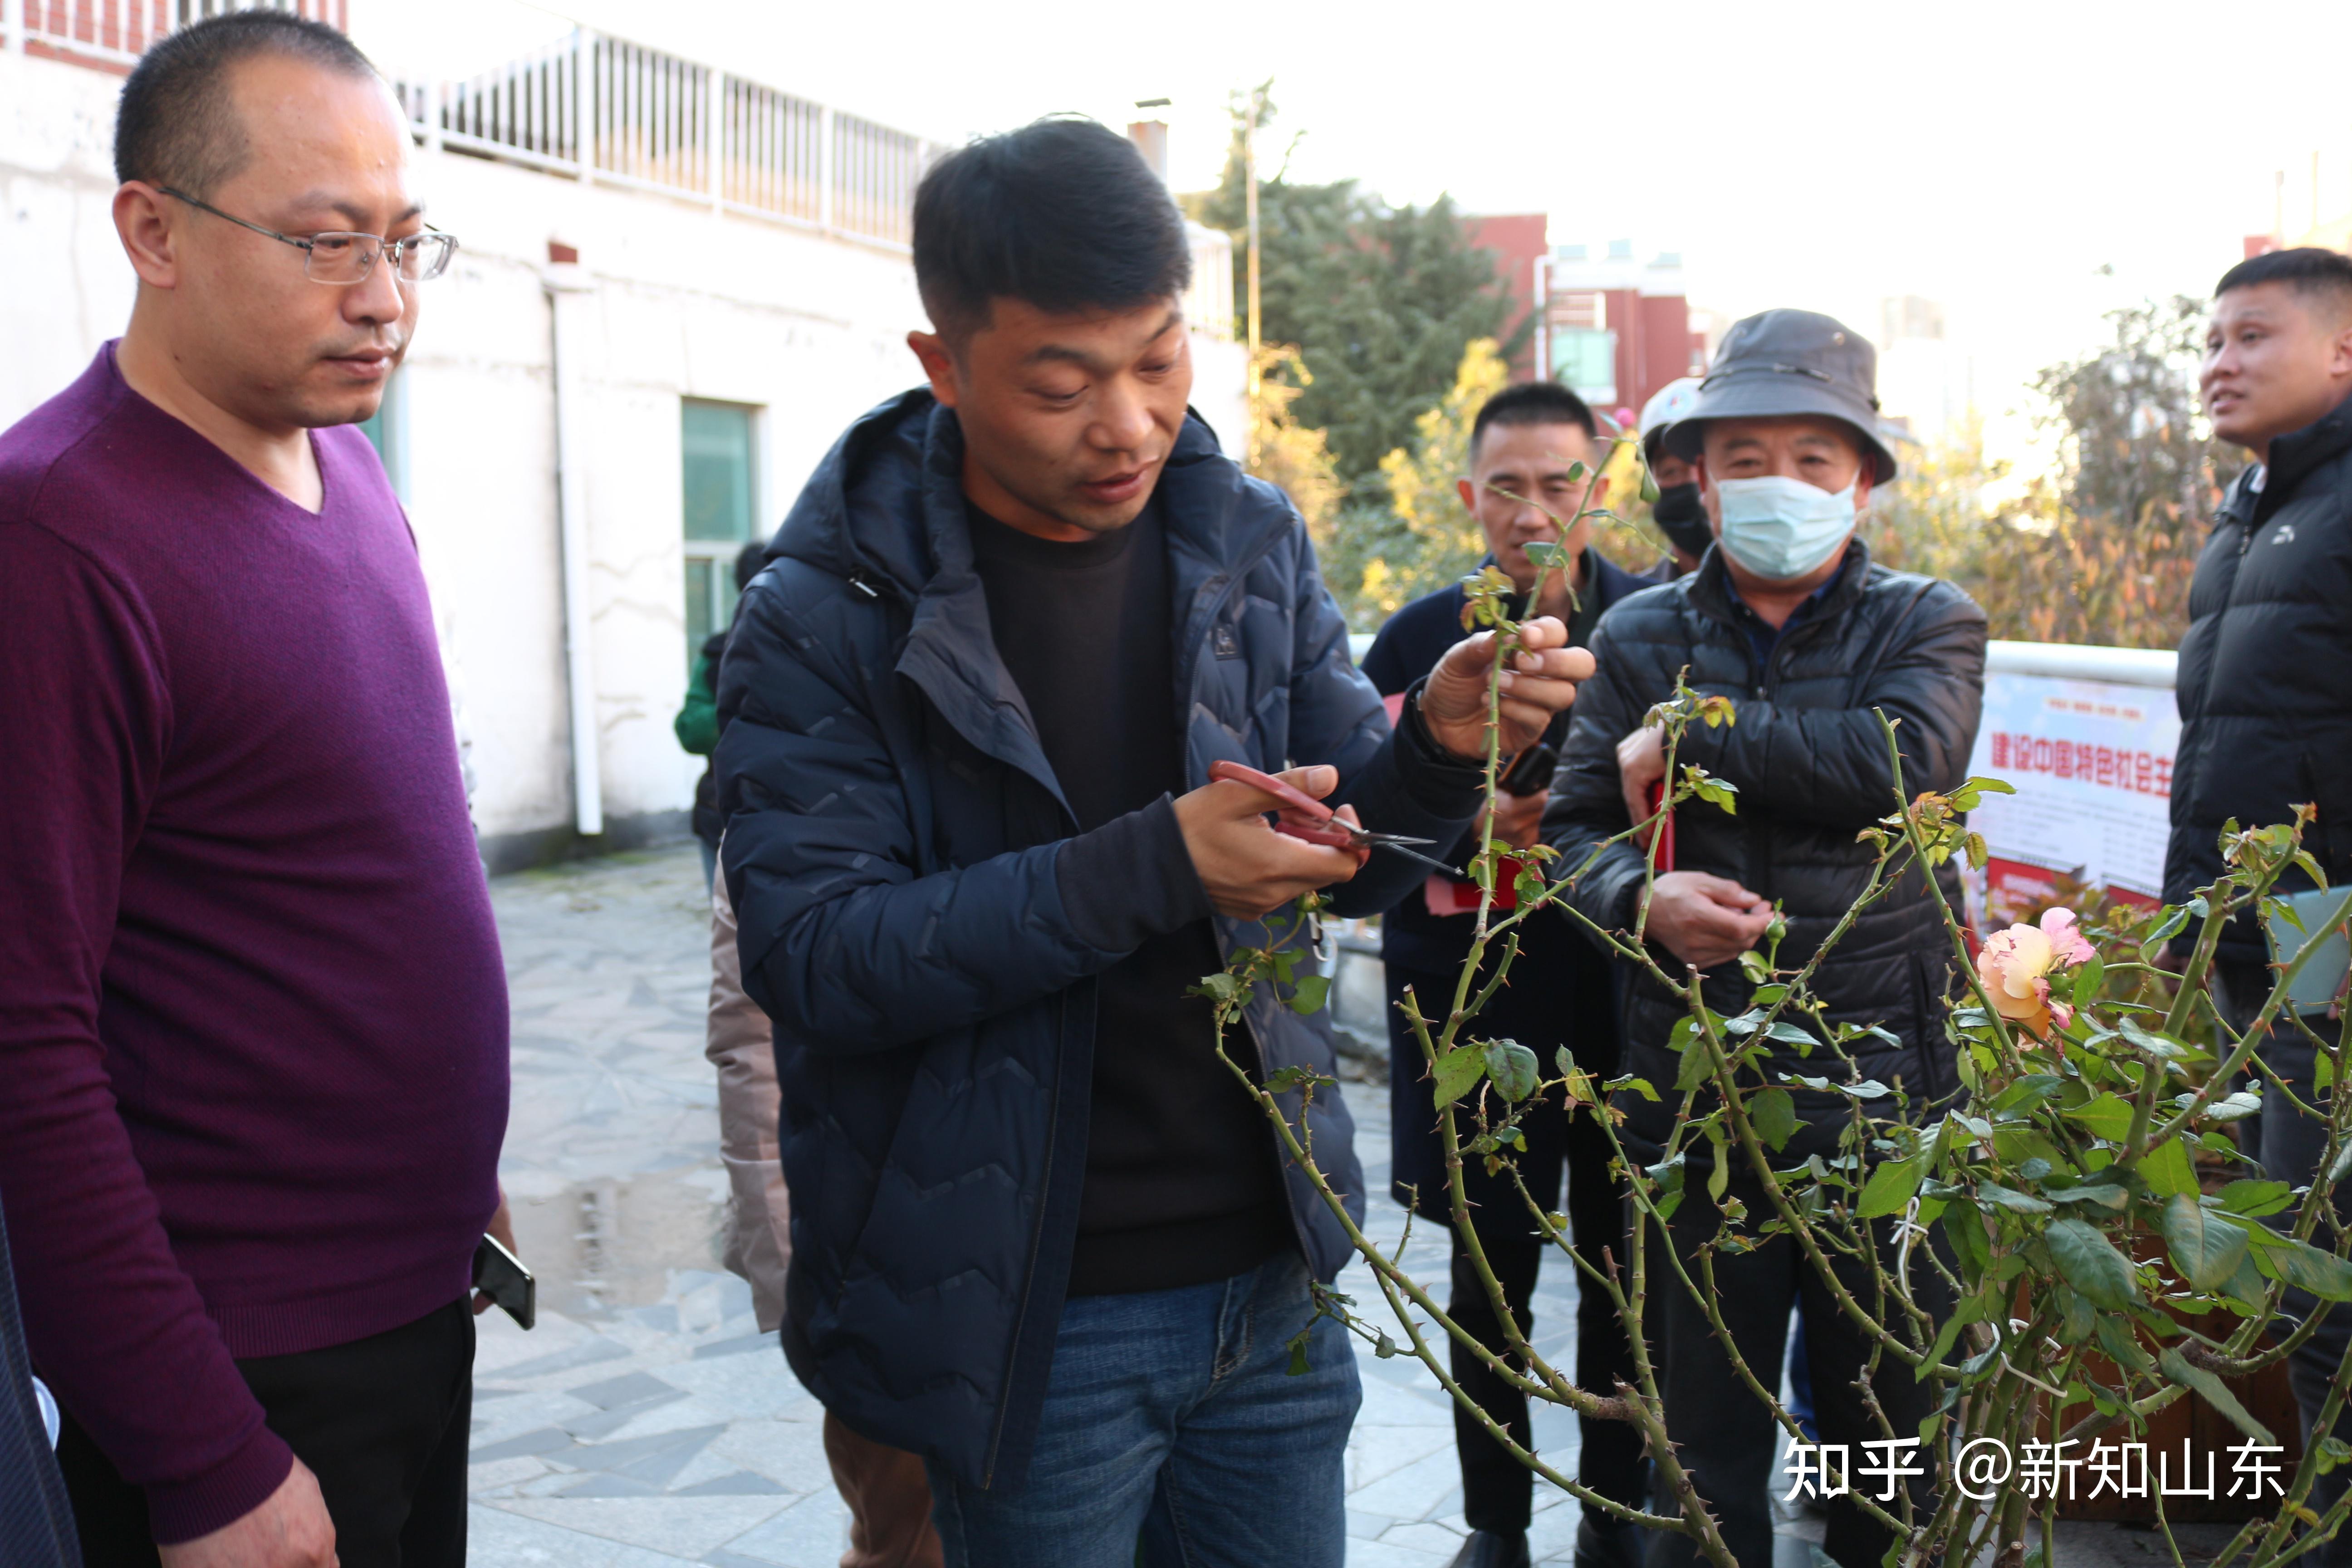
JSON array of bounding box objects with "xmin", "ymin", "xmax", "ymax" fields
[
  {"xmin": 2, "ymin": 47, "xmax": 1249, "ymax": 866},
  {"xmin": 327, "ymin": 147, "xmax": 931, "ymax": 855},
  {"xmin": 0, "ymin": 53, "xmax": 137, "ymax": 423}
]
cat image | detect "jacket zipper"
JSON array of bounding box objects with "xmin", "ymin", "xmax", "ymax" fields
[
  {"xmin": 980, "ymin": 977, "xmax": 1077, "ymax": 1488},
  {"xmin": 1183, "ymin": 529, "xmax": 1338, "ymax": 1272},
  {"xmin": 979, "ymin": 774, "xmax": 1084, "ymax": 1487},
  {"xmin": 981, "ymin": 522, "xmax": 1292, "ymax": 1481}
]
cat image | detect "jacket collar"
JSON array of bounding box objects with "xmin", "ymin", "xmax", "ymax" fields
[
  {"xmin": 775, "ymin": 388, "xmax": 1275, "ymax": 807},
  {"xmin": 2253, "ymin": 390, "xmax": 2352, "ymax": 524},
  {"xmin": 1686, "ymin": 535, "xmax": 1872, "ymax": 635}
]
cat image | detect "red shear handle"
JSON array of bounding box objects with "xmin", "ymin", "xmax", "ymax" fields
[
  {"xmin": 1207, "ymin": 759, "xmax": 1334, "ymax": 823},
  {"xmin": 1208, "ymin": 760, "xmax": 1365, "ymax": 860}
]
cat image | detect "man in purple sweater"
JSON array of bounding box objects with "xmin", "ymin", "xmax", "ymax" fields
[{"xmin": 0, "ymin": 13, "xmax": 508, "ymax": 1567}]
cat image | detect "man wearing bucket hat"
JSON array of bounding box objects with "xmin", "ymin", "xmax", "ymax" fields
[
  {"xmin": 1636, "ymin": 377, "xmax": 1710, "ymax": 578},
  {"xmin": 1544, "ymin": 309, "xmax": 1985, "ymax": 1568}
]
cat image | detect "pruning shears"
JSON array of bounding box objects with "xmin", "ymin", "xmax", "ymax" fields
[{"xmin": 1207, "ymin": 760, "xmax": 1458, "ymax": 874}]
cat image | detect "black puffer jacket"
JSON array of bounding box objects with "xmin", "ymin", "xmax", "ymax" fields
[
  {"xmin": 715, "ymin": 390, "xmax": 1482, "ymax": 1489},
  {"xmin": 2167, "ymin": 395, "xmax": 2352, "ymax": 962},
  {"xmin": 1544, "ymin": 542, "xmax": 1987, "ymax": 1162}
]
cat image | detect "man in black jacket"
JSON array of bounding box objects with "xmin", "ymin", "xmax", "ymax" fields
[
  {"xmin": 1545, "ymin": 310, "xmax": 1985, "ymax": 1568},
  {"xmin": 1362, "ymin": 380, "xmax": 1650, "ymax": 1568},
  {"xmin": 2166, "ymin": 245, "xmax": 2352, "ymax": 1561},
  {"xmin": 715, "ymin": 118, "xmax": 1594, "ymax": 1566}
]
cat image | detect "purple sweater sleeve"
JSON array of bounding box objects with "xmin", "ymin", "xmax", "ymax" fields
[{"xmin": 0, "ymin": 525, "xmax": 293, "ymax": 1542}]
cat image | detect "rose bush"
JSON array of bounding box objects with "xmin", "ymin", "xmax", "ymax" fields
[{"xmin": 1192, "ymin": 478, "xmax": 2352, "ymax": 1568}]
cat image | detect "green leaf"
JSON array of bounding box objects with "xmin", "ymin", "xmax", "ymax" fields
[
  {"xmin": 2157, "ymin": 1347, "xmax": 2274, "ymax": 1445},
  {"xmin": 1858, "ymin": 1155, "xmax": 1926, "ymax": 1219},
  {"xmin": 2095, "ymin": 1312, "xmax": 2153, "ymax": 1373},
  {"xmin": 2218, "ymin": 1180, "xmax": 2294, "ymax": 1218},
  {"xmin": 1975, "ymin": 1180, "xmax": 2053, "ymax": 1215},
  {"xmin": 1674, "ymin": 1030, "xmax": 1714, "ymax": 1092},
  {"xmin": 2046, "ymin": 1183, "xmax": 2131, "ymax": 1211},
  {"xmin": 2141, "ymin": 1137, "xmax": 2199, "ymax": 1199},
  {"xmin": 2058, "ymin": 1287, "xmax": 2097, "ymax": 1343},
  {"xmin": 1263, "ymin": 1064, "xmax": 1336, "ymax": 1096},
  {"xmin": 2221, "ymin": 1247, "xmax": 2271, "ymax": 1307},
  {"xmin": 2197, "ymin": 1089, "xmax": 2263, "ymax": 1124},
  {"xmin": 1764, "ymin": 1022, "xmax": 1820, "ymax": 1051},
  {"xmin": 1189, "ymin": 972, "xmax": 1243, "ymax": 1004},
  {"xmin": 2063, "ymin": 1092, "xmax": 2136, "ymax": 1142},
  {"xmin": 1749, "ymin": 1088, "xmax": 1798, "ymax": 1152},
  {"xmin": 2141, "ymin": 903, "xmax": 2193, "ymax": 959},
  {"xmin": 2046, "ymin": 1217, "xmax": 2139, "ymax": 1310},
  {"xmin": 2248, "ymin": 1230, "xmax": 2352, "ymax": 1301},
  {"xmin": 1483, "ymin": 1038, "xmax": 1539, "ymax": 1102},
  {"xmin": 1943, "ymin": 1207, "xmax": 1992, "ymax": 1285},
  {"xmin": 1433, "ymin": 1044, "xmax": 1487, "ymax": 1108},
  {"xmin": 1607, "ymin": 1074, "xmax": 1660, "ymax": 1102},
  {"xmin": 1644, "ymin": 1152, "xmax": 1686, "ymax": 1221},
  {"xmin": 1373, "ymin": 1330, "xmax": 1397, "ymax": 1359},
  {"xmin": 1285, "ymin": 1327, "xmax": 1313, "ymax": 1377},
  {"xmin": 2161, "ymin": 1195, "xmax": 2252, "ymax": 1292},
  {"xmin": 1287, "ymin": 974, "xmax": 1330, "ymax": 1015}
]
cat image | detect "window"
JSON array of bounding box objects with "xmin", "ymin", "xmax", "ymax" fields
[
  {"xmin": 681, "ymin": 399, "xmax": 760, "ymax": 664},
  {"xmin": 1550, "ymin": 328, "xmax": 1617, "ymax": 407}
]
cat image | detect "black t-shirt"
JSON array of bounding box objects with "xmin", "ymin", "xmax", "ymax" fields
[{"xmin": 965, "ymin": 500, "xmax": 1294, "ymax": 1296}]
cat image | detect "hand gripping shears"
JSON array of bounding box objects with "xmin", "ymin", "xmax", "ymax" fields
[{"xmin": 1207, "ymin": 760, "xmax": 1457, "ymax": 874}]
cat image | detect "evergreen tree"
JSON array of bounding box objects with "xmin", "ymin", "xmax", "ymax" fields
[{"xmin": 1187, "ymin": 89, "xmax": 1524, "ymax": 499}]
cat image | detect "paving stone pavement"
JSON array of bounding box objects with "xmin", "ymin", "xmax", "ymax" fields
[{"xmin": 474, "ymin": 843, "xmax": 2234, "ymax": 1568}]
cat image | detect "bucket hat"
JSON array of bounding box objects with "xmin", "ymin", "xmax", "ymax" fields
[{"xmin": 1663, "ymin": 309, "xmax": 1897, "ymax": 481}]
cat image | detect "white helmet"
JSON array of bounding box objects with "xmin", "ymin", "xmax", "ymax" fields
[{"xmin": 1638, "ymin": 377, "xmax": 1704, "ymax": 460}]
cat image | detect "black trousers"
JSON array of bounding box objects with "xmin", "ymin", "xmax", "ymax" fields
[
  {"xmin": 58, "ymin": 1298, "xmax": 473, "ymax": 1568},
  {"xmin": 2219, "ymin": 961, "xmax": 2352, "ymax": 1568},
  {"xmin": 1388, "ymin": 960, "xmax": 1646, "ymax": 1533},
  {"xmin": 1641, "ymin": 1171, "xmax": 1945, "ymax": 1568}
]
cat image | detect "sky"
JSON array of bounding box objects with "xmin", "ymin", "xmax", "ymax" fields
[{"xmin": 365, "ymin": 0, "xmax": 2352, "ymax": 465}]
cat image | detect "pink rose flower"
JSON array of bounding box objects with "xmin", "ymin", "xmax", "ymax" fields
[{"xmin": 1976, "ymin": 907, "xmax": 2096, "ymax": 1037}]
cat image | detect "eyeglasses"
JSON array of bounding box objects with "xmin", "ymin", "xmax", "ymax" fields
[{"xmin": 157, "ymin": 187, "xmax": 458, "ymax": 284}]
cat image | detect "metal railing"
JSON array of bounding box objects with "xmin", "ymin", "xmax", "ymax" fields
[
  {"xmin": 4, "ymin": 0, "xmax": 340, "ymax": 70},
  {"xmin": 4, "ymin": 1, "xmax": 939, "ymax": 254},
  {"xmin": 408, "ymin": 27, "xmax": 946, "ymax": 251}
]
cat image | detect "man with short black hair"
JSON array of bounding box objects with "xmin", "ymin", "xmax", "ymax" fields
[
  {"xmin": 2168, "ymin": 245, "xmax": 2352, "ymax": 1562},
  {"xmin": 716, "ymin": 116, "xmax": 1595, "ymax": 1564},
  {"xmin": 1547, "ymin": 310, "xmax": 1984, "ymax": 1568},
  {"xmin": 1361, "ymin": 378, "xmax": 1651, "ymax": 1568},
  {"xmin": 0, "ymin": 13, "xmax": 503, "ymax": 1567}
]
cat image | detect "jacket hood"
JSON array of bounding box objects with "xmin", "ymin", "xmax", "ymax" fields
[{"xmin": 766, "ymin": 387, "xmax": 1243, "ymax": 599}]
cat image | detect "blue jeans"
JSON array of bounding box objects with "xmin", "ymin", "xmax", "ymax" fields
[{"xmin": 927, "ymin": 1248, "xmax": 1359, "ymax": 1568}]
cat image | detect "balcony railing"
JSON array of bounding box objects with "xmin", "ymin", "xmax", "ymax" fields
[
  {"xmin": 405, "ymin": 27, "xmax": 947, "ymax": 252},
  {"xmin": 2, "ymin": 0, "xmax": 341, "ymax": 72},
  {"xmin": 3, "ymin": 3, "xmax": 941, "ymax": 254}
]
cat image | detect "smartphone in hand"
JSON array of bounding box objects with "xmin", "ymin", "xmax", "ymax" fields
[{"xmin": 472, "ymin": 1234, "xmax": 535, "ymax": 1330}]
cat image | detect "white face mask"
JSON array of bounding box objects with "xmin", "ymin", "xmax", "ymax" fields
[{"xmin": 1712, "ymin": 475, "xmax": 1857, "ymax": 581}]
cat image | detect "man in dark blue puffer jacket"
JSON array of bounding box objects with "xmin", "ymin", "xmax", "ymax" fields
[{"xmin": 714, "ymin": 118, "xmax": 1596, "ymax": 1565}]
